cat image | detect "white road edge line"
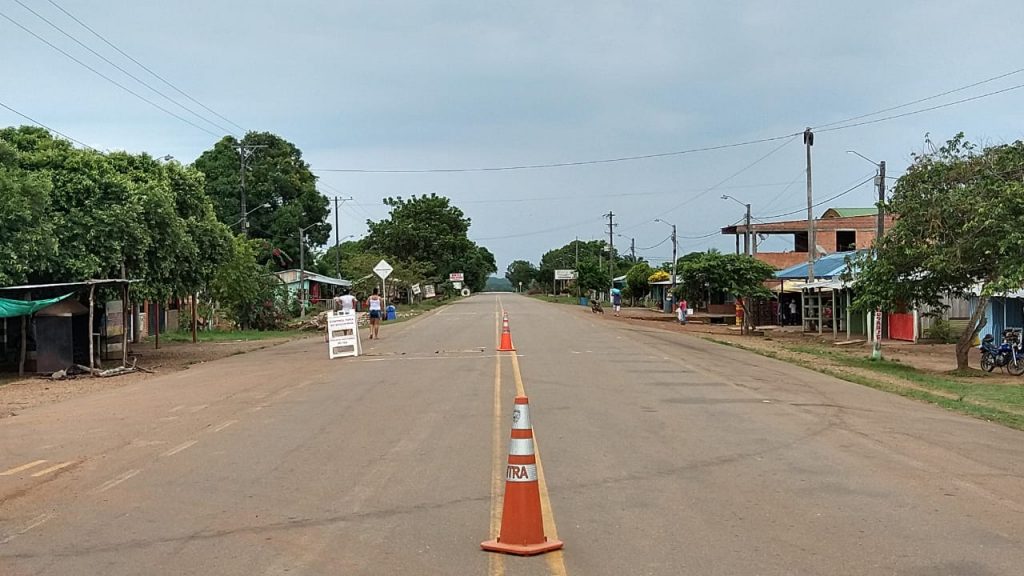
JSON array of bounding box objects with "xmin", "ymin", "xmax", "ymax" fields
[
  {"xmin": 94, "ymin": 469, "xmax": 141, "ymax": 494},
  {"xmin": 0, "ymin": 513, "xmax": 54, "ymax": 544},
  {"xmin": 212, "ymin": 420, "xmax": 237, "ymax": 433},
  {"xmin": 162, "ymin": 440, "xmax": 199, "ymax": 457}
]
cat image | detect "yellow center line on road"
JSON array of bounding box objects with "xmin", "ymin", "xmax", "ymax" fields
[
  {"xmin": 489, "ymin": 300, "xmax": 506, "ymax": 576},
  {"xmin": 30, "ymin": 461, "xmax": 75, "ymax": 477},
  {"xmin": 510, "ymin": 336, "xmax": 568, "ymax": 576},
  {"xmin": 0, "ymin": 459, "xmax": 48, "ymax": 476}
]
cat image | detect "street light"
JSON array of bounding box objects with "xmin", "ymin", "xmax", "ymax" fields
[
  {"xmin": 298, "ymin": 223, "xmax": 318, "ymax": 319},
  {"xmin": 653, "ymin": 219, "xmax": 678, "ymax": 305},
  {"xmin": 230, "ymin": 203, "xmax": 271, "ymax": 228},
  {"xmin": 721, "ymin": 195, "xmax": 752, "ymax": 256},
  {"xmin": 847, "ymin": 150, "xmax": 887, "ymax": 361}
]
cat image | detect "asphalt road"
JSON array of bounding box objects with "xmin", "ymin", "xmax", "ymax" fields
[{"xmin": 2, "ymin": 294, "xmax": 1024, "ymax": 575}]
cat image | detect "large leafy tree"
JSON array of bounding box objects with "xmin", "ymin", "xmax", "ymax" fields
[
  {"xmin": 625, "ymin": 262, "xmax": 653, "ymax": 304},
  {"xmin": 212, "ymin": 236, "xmax": 285, "ymax": 330},
  {"xmin": 851, "ymin": 134, "xmax": 1024, "ymax": 369},
  {"xmin": 0, "ymin": 127, "xmax": 231, "ymax": 301},
  {"xmin": 505, "ymin": 260, "xmax": 538, "ymax": 291},
  {"xmin": 193, "ymin": 132, "xmax": 329, "ymax": 269},
  {"xmin": 672, "ymin": 251, "xmax": 775, "ymax": 334},
  {"xmin": 363, "ymin": 194, "xmax": 496, "ymax": 292},
  {"xmin": 538, "ymin": 239, "xmax": 611, "ymax": 288}
]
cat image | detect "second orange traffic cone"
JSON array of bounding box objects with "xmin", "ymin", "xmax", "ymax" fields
[
  {"xmin": 482, "ymin": 395, "xmax": 563, "ymax": 556},
  {"xmin": 497, "ymin": 312, "xmax": 515, "ymax": 352}
]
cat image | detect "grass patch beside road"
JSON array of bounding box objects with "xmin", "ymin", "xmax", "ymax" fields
[
  {"xmin": 707, "ymin": 336, "xmax": 1024, "ymax": 432},
  {"xmin": 164, "ymin": 329, "xmax": 304, "ymax": 343},
  {"xmin": 530, "ymin": 294, "xmax": 582, "ymax": 305}
]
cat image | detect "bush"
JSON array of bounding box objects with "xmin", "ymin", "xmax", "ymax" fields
[{"xmin": 925, "ymin": 317, "xmax": 957, "ymax": 344}]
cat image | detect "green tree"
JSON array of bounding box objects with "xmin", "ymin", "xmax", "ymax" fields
[
  {"xmin": 851, "ymin": 135, "xmax": 1024, "ymax": 369},
  {"xmin": 212, "ymin": 236, "xmax": 285, "ymax": 330},
  {"xmin": 193, "ymin": 132, "xmax": 329, "ymax": 268},
  {"xmin": 625, "ymin": 262, "xmax": 653, "ymax": 305},
  {"xmin": 673, "ymin": 252, "xmax": 775, "ymax": 334},
  {"xmin": 363, "ymin": 194, "xmax": 496, "ymax": 291},
  {"xmin": 0, "ymin": 163, "xmax": 57, "ymax": 285},
  {"xmin": 505, "ymin": 260, "xmax": 538, "ymax": 291},
  {"xmin": 538, "ymin": 239, "xmax": 608, "ymax": 289}
]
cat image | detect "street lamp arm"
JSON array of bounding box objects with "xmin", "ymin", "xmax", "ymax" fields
[{"xmin": 846, "ymin": 150, "xmax": 879, "ymax": 167}]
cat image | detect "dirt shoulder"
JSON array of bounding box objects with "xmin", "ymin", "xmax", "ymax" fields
[{"xmin": 0, "ymin": 335, "xmax": 313, "ymax": 419}]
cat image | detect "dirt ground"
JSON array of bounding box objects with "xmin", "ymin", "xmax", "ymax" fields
[
  {"xmin": 604, "ymin": 306, "xmax": 1023, "ymax": 385},
  {"xmin": 0, "ymin": 335, "xmax": 312, "ymax": 419}
]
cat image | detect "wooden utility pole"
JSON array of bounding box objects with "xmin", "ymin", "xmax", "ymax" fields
[
  {"xmin": 804, "ymin": 128, "xmax": 815, "ymax": 282},
  {"xmin": 605, "ymin": 211, "xmax": 616, "ymax": 278},
  {"xmin": 872, "ymin": 160, "xmax": 887, "ymax": 361},
  {"xmin": 233, "ymin": 143, "xmax": 267, "ymax": 238},
  {"xmin": 332, "ymin": 196, "xmax": 353, "ymax": 277}
]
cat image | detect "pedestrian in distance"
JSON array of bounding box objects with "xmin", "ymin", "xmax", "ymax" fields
[
  {"xmin": 337, "ymin": 288, "xmax": 357, "ymax": 314},
  {"xmin": 368, "ymin": 287, "xmax": 383, "ymax": 339},
  {"xmin": 678, "ymin": 298, "xmax": 688, "ymax": 325},
  {"xmin": 611, "ymin": 289, "xmax": 622, "ymax": 316}
]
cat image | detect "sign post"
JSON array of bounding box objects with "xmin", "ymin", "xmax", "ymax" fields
[
  {"xmin": 327, "ymin": 310, "xmax": 360, "ymax": 359},
  {"xmin": 374, "ymin": 259, "xmax": 393, "ymax": 308}
]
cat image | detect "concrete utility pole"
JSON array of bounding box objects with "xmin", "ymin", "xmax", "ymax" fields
[
  {"xmin": 873, "ymin": 160, "xmax": 886, "ymax": 360},
  {"xmin": 605, "ymin": 211, "xmax": 617, "ymax": 278},
  {"xmin": 332, "ymin": 196, "xmax": 353, "ymax": 277},
  {"xmin": 745, "ymin": 203, "xmax": 752, "ymax": 256},
  {"xmin": 804, "ymin": 128, "xmax": 815, "ymax": 282},
  {"xmin": 233, "ymin": 143, "xmax": 267, "ymax": 238},
  {"xmin": 630, "ymin": 237, "xmax": 636, "ymax": 262},
  {"xmin": 298, "ymin": 223, "xmax": 317, "ymax": 319}
]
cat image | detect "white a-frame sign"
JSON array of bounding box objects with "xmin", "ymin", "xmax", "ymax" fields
[{"xmin": 327, "ymin": 310, "xmax": 361, "ymax": 359}]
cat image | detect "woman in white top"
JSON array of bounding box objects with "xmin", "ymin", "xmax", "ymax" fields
[{"xmin": 367, "ymin": 287, "xmax": 383, "ymax": 339}]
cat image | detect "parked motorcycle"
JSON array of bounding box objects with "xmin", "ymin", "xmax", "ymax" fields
[{"xmin": 979, "ymin": 329, "xmax": 1024, "ymax": 375}]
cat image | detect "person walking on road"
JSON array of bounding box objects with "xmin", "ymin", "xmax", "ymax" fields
[
  {"xmin": 368, "ymin": 287, "xmax": 383, "ymax": 339},
  {"xmin": 337, "ymin": 288, "xmax": 357, "ymax": 313},
  {"xmin": 678, "ymin": 298, "xmax": 688, "ymax": 325},
  {"xmin": 611, "ymin": 289, "xmax": 622, "ymax": 316}
]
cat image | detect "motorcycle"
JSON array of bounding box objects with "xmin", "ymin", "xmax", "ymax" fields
[{"xmin": 979, "ymin": 329, "xmax": 1024, "ymax": 375}]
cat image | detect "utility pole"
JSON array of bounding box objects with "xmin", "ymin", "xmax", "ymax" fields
[
  {"xmin": 332, "ymin": 196, "xmax": 353, "ymax": 278},
  {"xmin": 670, "ymin": 224, "xmax": 677, "ymax": 293},
  {"xmin": 233, "ymin": 143, "xmax": 267, "ymax": 238},
  {"xmin": 744, "ymin": 203, "xmax": 752, "ymax": 256},
  {"xmin": 804, "ymin": 128, "xmax": 815, "ymax": 282},
  {"xmin": 605, "ymin": 211, "xmax": 617, "ymax": 278},
  {"xmin": 872, "ymin": 160, "xmax": 887, "ymax": 361},
  {"xmin": 575, "ymin": 236, "xmax": 580, "ymax": 299},
  {"xmin": 299, "ymin": 227, "xmax": 306, "ymax": 319},
  {"xmin": 630, "ymin": 237, "xmax": 636, "ymax": 262}
]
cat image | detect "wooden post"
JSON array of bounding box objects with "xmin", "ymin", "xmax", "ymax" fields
[
  {"xmin": 191, "ymin": 293, "xmax": 198, "ymax": 344},
  {"xmin": 88, "ymin": 284, "xmax": 96, "ymax": 372},
  {"xmin": 154, "ymin": 302, "xmax": 160, "ymax": 350},
  {"xmin": 18, "ymin": 292, "xmax": 28, "ymax": 377},
  {"xmin": 122, "ymin": 283, "xmax": 129, "ymax": 367},
  {"xmin": 846, "ymin": 289, "xmax": 851, "ymax": 341}
]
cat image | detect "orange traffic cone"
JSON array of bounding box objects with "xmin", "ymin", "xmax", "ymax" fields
[
  {"xmin": 497, "ymin": 312, "xmax": 516, "ymax": 352},
  {"xmin": 482, "ymin": 395, "xmax": 563, "ymax": 556}
]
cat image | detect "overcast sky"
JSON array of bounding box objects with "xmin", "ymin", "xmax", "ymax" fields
[{"xmin": 3, "ymin": 1, "xmax": 1023, "ymax": 273}]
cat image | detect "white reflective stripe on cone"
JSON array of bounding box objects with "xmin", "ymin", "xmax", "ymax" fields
[
  {"xmin": 511, "ymin": 404, "xmax": 531, "ymax": 430},
  {"xmin": 505, "ymin": 463, "xmax": 538, "ymax": 482},
  {"xmin": 508, "ymin": 437, "xmax": 535, "ymax": 456}
]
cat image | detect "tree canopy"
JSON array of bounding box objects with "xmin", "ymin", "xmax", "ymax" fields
[
  {"xmin": 193, "ymin": 132, "xmax": 329, "ymax": 269},
  {"xmin": 505, "ymin": 260, "xmax": 538, "ymax": 291},
  {"xmin": 363, "ymin": 194, "xmax": 496, "ymax": 292},
  {"xmin": 0, "ymin": 126, "xmax": 231, "ymax": 299},
  {"xmin": 851, "ymin": 134, "xmax": 1024, "ymax": 368}
]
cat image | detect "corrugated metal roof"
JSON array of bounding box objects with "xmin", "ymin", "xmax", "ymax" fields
[
  {"xmin": 823, "ymin": 207, "xmax": 877, "ymax": 218},
  {"xmin": 774, "ymin": 251, "xmax": 862, "ymax": 280}
]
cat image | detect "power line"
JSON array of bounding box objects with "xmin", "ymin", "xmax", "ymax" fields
[
  {"xmin": 473, "ymin": 215, "xmax": 605, "ymax": 241},
  {"xmin": 816, "ymin": 82, "xmax": 1024, "ymax": 134},
  {"xmin": 637, "ymin": 235, "xmax": 672, "ymax": 251},
  {"xmin": 813, "ymin": 67, "xmax": 1024, "ymax": 130},
  {"xmin": 0, "ymin": 98, "xmax": 96, "ymax": 150},
  {"xmin": 621, "ymin": 135, "xmax": 798, "ymax": 232},
  {"xmin": 313, "ymin": 133, "xmax": 802, "ymax": 173},
  {"xmin": 0, "ymin": 9, "xmax": 221, "ymax": 138},
  {"xmin": 311, "ymin": 66, "xmax": 1024, "ymax": 175},
  {"xmin": 44, "ymin": 0, "xmax": 246, "ymax": 134},
  {"xmin": 757, "ymin": 175, "xmax": 875, "ymax": 219},
  {"xmin": 12, "ymin": 0, "xmax": 234, "ymax": 136}
]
